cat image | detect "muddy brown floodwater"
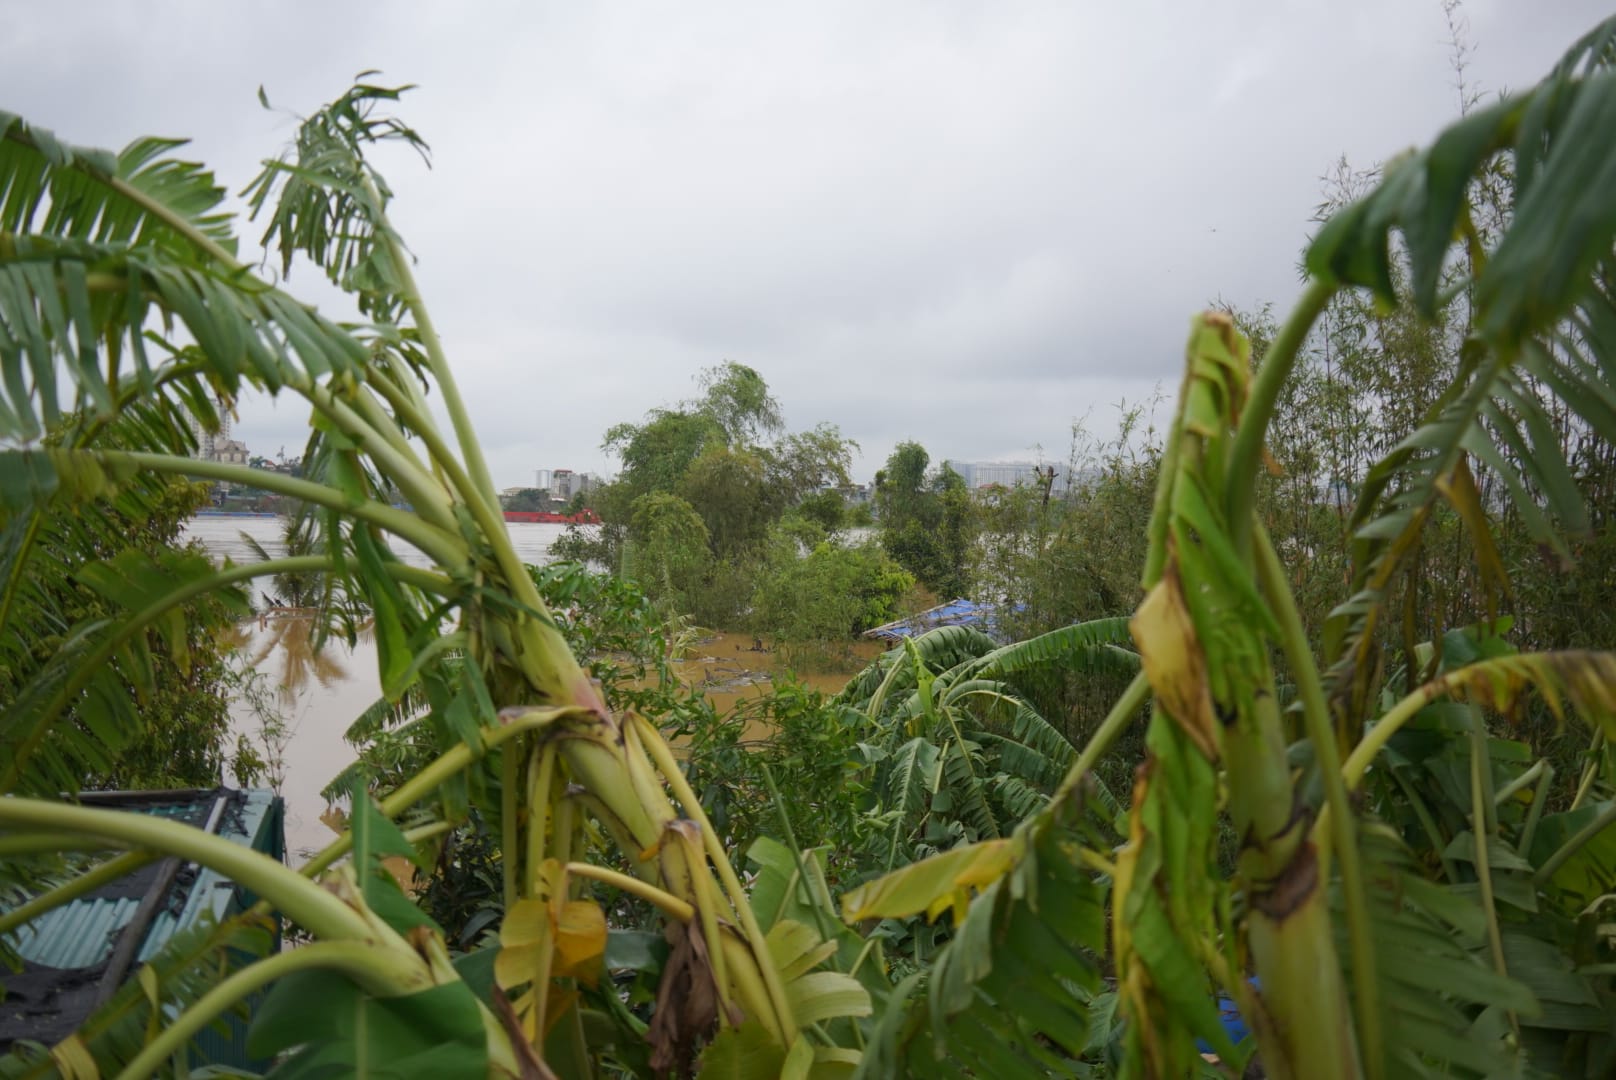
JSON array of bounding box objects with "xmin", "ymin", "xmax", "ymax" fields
[
  {"xmin": 186, "ymin": 516, "xmax": 888, "ymax": 863},
  {"xmin": 668, "ymin": 630, "xmax": 888, "ymax": 740}
]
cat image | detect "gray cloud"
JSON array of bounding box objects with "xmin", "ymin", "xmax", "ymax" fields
[{"xmin": 4, "ymin": 0, "xmax": 1609, "ymax": 484}]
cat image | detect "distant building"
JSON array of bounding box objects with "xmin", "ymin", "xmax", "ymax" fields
[
  {"xmin": 214, "ymin": 438, "xmax": 249, "ymax": 466},
  {"xmin": 943, "ymin": 460, "xmax": 1068, "ymax": 497},
  {"xmin": 822, "ymin": 481, "xmax": 871, "ymax": 505},
  {"xmin": 186, "ymin": 405, "xmax": 230, "ymax": 461},
  {"xmin": 184, "ymin": 401, "xmax": 253, "ymax": 466},
  {"xmin": 539, "ymin": 469, "xmax": 603, "ymax": 502}
]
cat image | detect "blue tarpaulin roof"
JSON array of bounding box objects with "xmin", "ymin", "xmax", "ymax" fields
[{"xmin": 862, "ymin": 598, "xmax": 1004, "ymax": 641}]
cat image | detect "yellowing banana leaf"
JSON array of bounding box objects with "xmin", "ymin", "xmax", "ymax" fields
[
  {"xmin": 783, "ymin": 971, "xmax": 873, "ymax": 1027},
  {"xmin": 1131, "ymin": 565, "xmax": 1220, "ymax": 761},
  {"xmin": 840, "ymin": 837, "xmax": 1017, "ymax": 925},
  {"xmin": 766, "ymin": 919, "xmax": 839, "ymax": 982}
]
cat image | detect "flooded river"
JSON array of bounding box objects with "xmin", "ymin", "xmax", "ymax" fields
[
  {"xmin": 184, "ymin": 516, "xmax": 881, "ymax": 863},
  {"xmin": 184, "ymin": 516, "xmax": 573, "ymax": 862},
  {"xmin": 182, "ymin": 515, "xmax": 569, "ymax": 570}
]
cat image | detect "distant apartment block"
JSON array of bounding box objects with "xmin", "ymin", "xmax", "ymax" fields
[
  {"xmin": 186, "ymin": 403, "xmax": 250, "ymax": 465},
  {"xmin": 186, "ymin": 406, "xmax": 227, "ymax": 461},
  {"xmin": 821, "ymin": 481, "xmax": 872, "ymax": 505},
  {"xmin": 536, "ymin": 468, "xmax": 603, "ymax": 501},
  {"xmin": 943, "ymin": 460, "xmax": 1068, "ymax": 497}
]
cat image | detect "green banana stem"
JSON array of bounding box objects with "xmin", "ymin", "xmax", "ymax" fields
[
  {"xmin": 0, "ymin": 833, "xmax": 116, "ymax": 858},
  {"xmin": 1516, "ymin": 761, "xmax": 1554, "ymax": 859},
  {"xmin": 1228, "ymin": 689, "xmax": 1363, "ymax": 1079},
  {"xmin": 1569, "ymin": 728, "xmax": 1604, "ymax": 811},
  {"xmin": 1246, "ymin": 890, "xmax": 1362, "ymax": 1080},
  {"xmin": 293, "ymin": 376, "xmax": 458, "ymax": 533},
  {"xmin": 361, "ymin": 365, "xmax": 503, "ymax": 529},
  {"xmin": 1255, "ymin": 523, "xmax": 1382, "ymax": 1078},
  {"xmin": 1533, "ymin": 798, "xmax": 1616, "ymax": 887},
  {"xmin": 109, "ymin": 942, "xmax": 425, "ymax": 1080},
  {"xmin": 1341, "ymin": 663, "xmax": 1521, "ymax": 790},
  {"xmin": 360, "ymin": 176, "xmax": 601, "ymax": 721},
  {"xmin": 1469, "ymin": 710, "xmax": 1516, "ymax": 1036},
  {"xmin": 0, "ymin": 800, "xmax": 379, "ymax": 946},
  {"xmin": 105, "ymin": 452, "xmax": 467, "ymax": 569},
  {"xmin": 1142, "ymin": 358, "xmax": 1193, "ymax": 589},
  {"xmin": 298, "ymin": 705, "xmax": 593, "ymax": 881},
  {"xmin": 526, "ymin": 742, "xmax": 558, "ymax": 895},
  {"xmin": 632, "ymin": 713, "xmax": 799, "ymax": 1043},
  {"xmin": 1494, "ymin": 759, "xmax": 1547, "ymax": 805},
  {"xmin": 658, "ymin": 820, "xmax": 737, "ymax": 1029},
  {"xmin": 502, "ymin": 741, "xmax": 521, "ymax": 910},
  {"xmin": 1053, "ymin": 671, "xmax": 1151, "ymax": 803},
  {"xmin": 363, "ymin": 173, "xmax": 498, "ymax": 514},
  {"xmin": 564, "ymin": 863, "xmax": 695, "ymax": 922}
]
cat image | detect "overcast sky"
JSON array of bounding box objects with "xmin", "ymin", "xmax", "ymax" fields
[{"xmin": 5, "ymin": 1, "xmax": 1608, "ymax": 487}]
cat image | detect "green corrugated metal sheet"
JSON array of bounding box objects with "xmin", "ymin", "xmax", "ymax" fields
[
  {"xmin": 137, "ymin": 789, "xmax": 282, "ymax": 963},
  {"xmin": 8, "ymin": 790, "xmax": 280, "ymax": 969},
  {"xmin": 8, "ymin": 897, "xmax": 142, "ymax": 970},
  {"xmin": 1, "ymin": 788, "xmax": 285, "ymax": 1067}
]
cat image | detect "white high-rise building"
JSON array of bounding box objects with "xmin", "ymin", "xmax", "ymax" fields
[
  {"xmin": 186, "ymin": 403, "xmax": 232, "ymax": 461},
  {"xmin": 943, "ymin": 460, "xmax": 1066, "ymax": 495}
]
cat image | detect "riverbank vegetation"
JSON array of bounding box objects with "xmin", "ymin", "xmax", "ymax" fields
[
  {"xmin": 554, "ymin": 363, "xmax": 915, "ymax": 664},
  {"xmin": 6, "ymin": 11, "xmax": 1616, "ymax": 1077}
]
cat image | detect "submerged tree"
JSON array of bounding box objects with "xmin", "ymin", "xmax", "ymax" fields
[
  {"xmin": 873, "ymin": 441, "xmax": 975, "ymax": 598},
  {"xmin": 583, "ymin": 363, "xmax": 856, "ymax": 623}
]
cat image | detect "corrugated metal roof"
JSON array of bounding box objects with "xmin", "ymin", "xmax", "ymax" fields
[
  {"xmin": 2, "ymin": 789, "xmax": 284, "ymax": 1065},
  {"xmin": 139, "ymin": 789, "xmax": 282, "ymax": 962},
  {"xmin": 3, "ymin": 788, "xmax": 282, "ymax": 971},
  {"xmin": 8, "ymin": 897, "xmax": 141, "ymax": 971}
]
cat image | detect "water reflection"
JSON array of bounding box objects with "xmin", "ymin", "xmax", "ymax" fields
[{"xmin": 248, "ymin": 614, "xmax": 356, "ymax": 706}]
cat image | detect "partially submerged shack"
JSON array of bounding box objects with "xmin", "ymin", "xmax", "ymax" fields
[{"xmin": 0, "ymin": 788, "xmax": 284, "ymax": 1067}]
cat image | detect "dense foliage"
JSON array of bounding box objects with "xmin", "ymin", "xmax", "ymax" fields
[
  {"xmin": 0, "ymin": 430, "xmax": 259, "ymax": 793},
  {"xmin": 6, "ymin": 14, "xmax": 1616, "ymax": 1079},
  {"xmin": 872, "ymin": 440, "xmax": 975, "ymax": 599},
  {"xmin": 557, "ymin": 363, "xmax": 910, "ymax": 654}
]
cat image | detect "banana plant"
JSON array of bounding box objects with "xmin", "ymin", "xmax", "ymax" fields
[
  {"xmin": 844, "ymin": 16, "xmax": 1616, "ymax": 1079},
  {"xmin": 10, "ymin": 12, "xmax": 1616, "ymax": 1079},
  {"xmin": 835, "ymin": 620, "xmax": 1137, "ymax": 870},
  {"xmin": 0, "ymin": 82, "xmax": 865, "ymax": 1076}
]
